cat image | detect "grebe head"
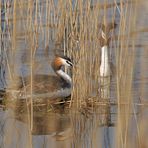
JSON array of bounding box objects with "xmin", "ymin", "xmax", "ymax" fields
[
  {"xmin": 52, "ymin": 56, "xmax": 73, "ymax": 89},
  {"xmin": 59, "ymin": 56, "xmax": 73, "ymax": 67},
  {"xmin": 100, "ymin": 23, "xmax": 117, "ymax": 47},
  {"xmin": 52, "ymin": 56, "xmax": 73, "ymax": 72}
]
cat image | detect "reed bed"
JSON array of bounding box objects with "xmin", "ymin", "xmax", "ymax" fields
[{"xmin": 0, "ymin": 0, "xmax": 148, "ymax": 147}]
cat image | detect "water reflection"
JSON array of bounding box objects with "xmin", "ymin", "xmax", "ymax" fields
[
  {"xmin": 99, "ymin": 77, "xmax": 111, "ymax": 99},
  {"xmin": 0, "ymin": 106, "xmax": 72, "ymax": 148},
  {"xmin": 0, "ymin": 99, "xmax": 116, "ymax": 148}
]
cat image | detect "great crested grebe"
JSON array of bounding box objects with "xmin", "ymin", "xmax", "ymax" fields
[
  {"xmin": 8, "ymin": 56, "xmax": 73, "ymax": 100},
  {"xmin": 99, "ymin": 23, "xmax": 117, "ymax": 77}
]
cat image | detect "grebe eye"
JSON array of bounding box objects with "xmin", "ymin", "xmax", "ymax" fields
[{"xmin": 66, "ymin": 60, "xmax": 73, "ymax": 66}]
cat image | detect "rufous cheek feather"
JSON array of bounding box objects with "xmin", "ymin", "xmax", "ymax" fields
[{"xmin": 55, "ymin": 57, "xmax": 63, "ymax": 66}]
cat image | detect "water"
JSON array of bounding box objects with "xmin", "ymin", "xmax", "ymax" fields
[
  {"xmin": 0, "ymin": 0, "xmax": 148, "ymax": 148},
  {"xmin": 0, "ymin": 109, "xmax": 72, "ymax": 148}
]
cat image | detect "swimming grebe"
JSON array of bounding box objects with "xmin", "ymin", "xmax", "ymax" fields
[
  {"xmin": 8, "ymin": 56, "xmax": 73, "ymax": 100},
  {"xmin": 99, "ymin": 23, "xmax": 116, "ymax": 77}
]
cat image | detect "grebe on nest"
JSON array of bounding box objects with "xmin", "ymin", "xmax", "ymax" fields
[{"xmin": 8, "ymin": 56, "xmax": 73, "ymax": 100}]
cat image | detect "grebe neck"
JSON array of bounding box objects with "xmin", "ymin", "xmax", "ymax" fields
[
  {"xmin": 56, "ymin": 69, "xmax": 72, "ymax": 85},
  {"xmin": 100, "ymin": 45, "xmax": 110, "ymax": 77},
  {"xmin": 101, "ymin": 45, "xmax": 109, "ymax": 64}
]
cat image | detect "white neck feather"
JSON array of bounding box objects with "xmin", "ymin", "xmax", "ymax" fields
[
  {"xmin": 56, "ymin": 69, "xmax": 72, "ymax": 84},
  {"xmin": 100, "ymin": 45, "xmax": 110, "ymax": 77}
]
